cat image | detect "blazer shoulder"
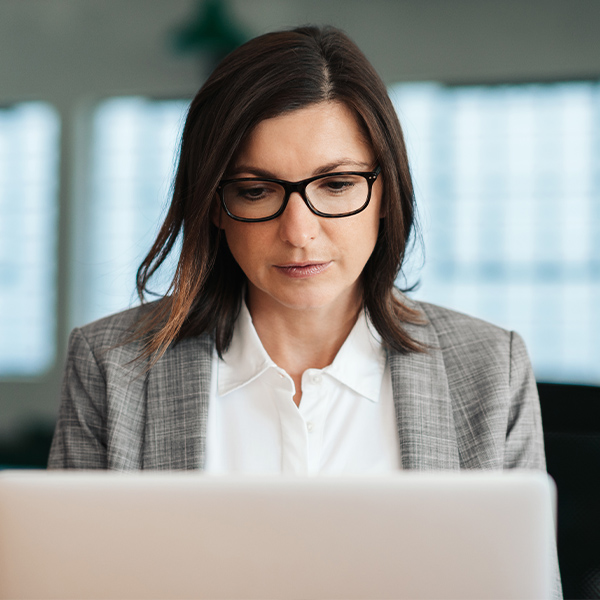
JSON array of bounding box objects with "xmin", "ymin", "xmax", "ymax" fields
[
  {"xmin": 414, "ymin": 300, "xmax": 511, "ymax": 350},
  {"xmin": 410, "ymin": 300, "xmax": 540, "ymax": 416},
  {"xmin": 406, "ymin": 299, "xmax": 520, "ymax": 390},
  {"xmin": 75, "ymin": 301, "xmax": 162, "ymax": 353}
]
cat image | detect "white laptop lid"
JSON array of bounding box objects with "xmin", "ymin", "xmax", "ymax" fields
[{"xmin": 0, "ymin": 471, "xmax": 555, "ymax": 600}]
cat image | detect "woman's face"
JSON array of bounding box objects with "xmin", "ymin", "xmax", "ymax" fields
[{"xmin": 216, "ymin": 101, "xmax": 383, "ymax": 318}]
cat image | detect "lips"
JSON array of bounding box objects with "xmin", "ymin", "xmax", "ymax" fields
[{"xmin": 274, "ymin": 261, "xmax": 332, "ymax": 278}]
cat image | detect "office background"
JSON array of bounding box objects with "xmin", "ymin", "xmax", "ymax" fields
[
  {"xmin": 1, "ymin": 2, "xmax": 600, "ymax": 597},
  {"xmin": 1, "ymin": 0, "xmax": 600, "ymax": 446}
]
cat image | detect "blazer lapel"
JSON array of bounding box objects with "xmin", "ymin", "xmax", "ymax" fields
[
  {"xmin": 140, "ymin": 301, "xmax": 458, "ymax": 470},
  {"xmin": 389, "ymin": 311, "xmax": 460, "ymax": 470},
  {"xmin": 144, "ymin": 334, "xmax": 213, "ymax": 469}
]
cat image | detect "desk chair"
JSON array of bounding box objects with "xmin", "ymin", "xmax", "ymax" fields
[{"xmin": 538, "ymin": 382, "xmax": 600, "ymax": 599}]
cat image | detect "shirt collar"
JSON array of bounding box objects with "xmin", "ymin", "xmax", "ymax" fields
[
  {"xmin": 218, "ymin": 302, "xmax": 276, "ymax": 396},
  {"xmin": 321, "ymin": 311, "xmax": 386, "ymax": 403},
  {"xmin": 218, "ymin": 303, "xmax": 387, "ymax": 403}
]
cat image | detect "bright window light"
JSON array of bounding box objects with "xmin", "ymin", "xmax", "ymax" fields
[
  {"xmin": 80, "ymin": 97, "xmax": 189, "ymax": 326},
  {"xmin": 81, "ymin": 88, "xmax": 600, "ymax": 385},
  {"xmin": 391, "ymin": 81, "xmax": 600, "ymax": 384},
  {"xmin": 0, "ymin": 102, "xmax": 60, "ymax": 377}
]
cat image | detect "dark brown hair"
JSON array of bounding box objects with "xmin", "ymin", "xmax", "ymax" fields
[{"xmin": 134, "ymin": 25, "xmax": 424, "ymax": 362}]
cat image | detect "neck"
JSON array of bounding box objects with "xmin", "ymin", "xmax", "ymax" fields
[{"xmin": 247, "ymin": 290, "xmax": 362, "ymax": 404}]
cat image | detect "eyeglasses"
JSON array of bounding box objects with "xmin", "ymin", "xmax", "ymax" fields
[{"xmin": 217, "ymin": 166, "xmax": 381, "ymax": 222}]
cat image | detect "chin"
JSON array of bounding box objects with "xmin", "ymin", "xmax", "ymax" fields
[
  {"xmin": 247, "ymin": 276, "xmax": 361, "ymax": 315},
  {"xmin": 268, "ymin": 283, "xmax": 358, "ymax": 314},
  {"xmin": 275, "ymin": 292, "xmax": 334, "ymax": 312}
]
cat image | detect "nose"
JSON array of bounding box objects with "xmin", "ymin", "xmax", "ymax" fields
[{"xmin": 277, "ymin": 192, "xmax": 319, "ymax": 247}]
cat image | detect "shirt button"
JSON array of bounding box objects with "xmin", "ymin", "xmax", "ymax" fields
[
  {"xmin": 306, "ymin": 422, "xmax": 314, "ymax": 432},
  {"xmin": 312, "ymin": 373, "xmax": 322, "ymax": 384}
]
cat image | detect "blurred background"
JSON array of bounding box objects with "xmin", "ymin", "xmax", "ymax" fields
[
  {"xmin": 1, "ymin": 1, "xmax": 600, "ymax": 596},
  {"xmin": 1, "ymin": 0, "xmax": 599, "ymax": 458}
]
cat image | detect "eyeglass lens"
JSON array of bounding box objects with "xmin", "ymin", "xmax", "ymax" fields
[{"xmin": 222, "ymin": 173, "xmax": 371, "ymax": 220}]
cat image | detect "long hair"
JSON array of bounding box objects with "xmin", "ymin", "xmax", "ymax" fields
[{"xmin": 133, "ymin": 25, "xmax": 425, "ymax": 363}]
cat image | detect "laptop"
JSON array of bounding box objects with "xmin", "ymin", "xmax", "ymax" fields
[{"xmin": 0, "ymin": 470, "xmax": 555, "ymax": 599}]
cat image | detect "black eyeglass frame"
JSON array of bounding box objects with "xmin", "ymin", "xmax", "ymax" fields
[{"xmin": 217, "ymin": 166, "xmax": 382, "ymax": 223}]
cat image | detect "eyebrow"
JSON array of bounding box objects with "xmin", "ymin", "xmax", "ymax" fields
[{"xmin": 228, "ymin": 159, "xmax": 373, "ymax": 179}]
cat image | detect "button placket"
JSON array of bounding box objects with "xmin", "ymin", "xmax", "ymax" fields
[
  {"xmin": 268, "ymin": 368, "xmax": 308, "ymax": 474},
  {"xmin": 299, "ymin": 370, "xmax": 330, "ymax": 473}
]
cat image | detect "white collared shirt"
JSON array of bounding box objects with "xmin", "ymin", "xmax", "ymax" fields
[{"xmin": 204, "ymin": 303, "xmax": 401, "ymax": 474}]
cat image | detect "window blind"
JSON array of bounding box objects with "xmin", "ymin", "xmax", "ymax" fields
[
  {"xmin": 392, "ymin": 81, "xmax": 600, "ymax": 384},
  {"xmin": 81, "ymin": 97, "xmax": 189, "ymax": 326},
  {"xmin": 0, "ymin": 102, "xmax": 60, "ymax": 377}
]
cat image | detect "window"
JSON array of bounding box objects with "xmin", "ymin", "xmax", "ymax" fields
[
  {"xmin": 77, "ymin": 97, "xmax": 190, "ymax": 327},
  {"xmin": 391, "ymin": 81, "xmax": 600, "ymax": 384},
  {"xmin": 76, "ymin": 87, "xmax": 600, "ymax": 385},
  {"xmin": 0, "ymin": 102, "xmax": 60, "ymax": 377}
]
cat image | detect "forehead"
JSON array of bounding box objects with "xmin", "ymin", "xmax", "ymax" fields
[{"xmin": 231, "ymin": 102, "xmax": 374, "ymax": 178}]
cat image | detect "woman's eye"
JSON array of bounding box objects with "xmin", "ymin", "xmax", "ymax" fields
[
  {"xmin": 243, "ymin": 187, "xmax": 266, "ymax": 198},
  {"xmin": 321, "ymin": 179, "xmax": 355, "ymax": 193},
  {"xmin": 235, "ymin": 185, "xmax": 273, "ymax": 201}
]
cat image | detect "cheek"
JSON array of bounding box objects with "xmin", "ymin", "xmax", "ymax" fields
[
  {"xmin": 223, "ymin": 226, "xmax": 248, "ymax": 265},
  {"xmin": 223, "ymin": 222, "xmax": 270, "ymax": 275},
  {"xmin": 362, "ymin": 201, "xmax": 383, "ymax": 247},
  {"xmin": 360, "ymin": 211, "xmax": 383, "ymax": 266},
  {"xmin": 334, "ymin": 213, "xmax": 381, "ymax": 271}
]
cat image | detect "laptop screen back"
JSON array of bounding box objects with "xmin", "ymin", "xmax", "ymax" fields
[{"xmin": 0, "ymin": 471, "xmax": 555, "ymax": 599}]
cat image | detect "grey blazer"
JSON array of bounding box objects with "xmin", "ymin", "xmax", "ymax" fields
[
  {"xmin": 48, "ymin": 297, "xmax": 546, "ymax": 472},
  {"xmin": 48, "ymin": 297, "xmax": 562, "ymax": 597}
]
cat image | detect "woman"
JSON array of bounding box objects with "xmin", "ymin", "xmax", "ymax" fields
[
  {"xmin": 48, "ymin": 26, "xmax": 546, "ymax": 475},
  {"xmin": 49, "ymin": 26, "xmax": 561, "ymax": 595}
]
